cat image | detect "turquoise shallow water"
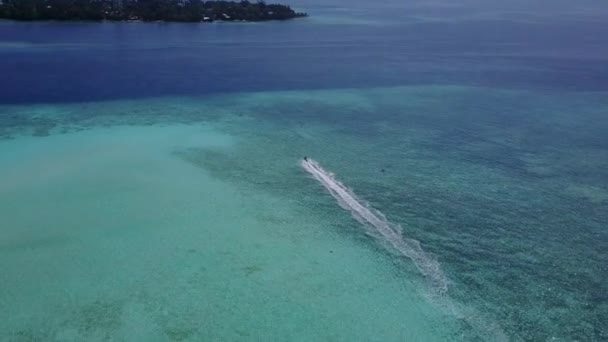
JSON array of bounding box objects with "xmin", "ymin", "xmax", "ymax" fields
[
  {"xmin": 0, "ymin": 98, "xmax": 461, "ymax": 341},
  {"xmin": 1, "ymin": 86, "xmax": 606, "ymax": 340}
]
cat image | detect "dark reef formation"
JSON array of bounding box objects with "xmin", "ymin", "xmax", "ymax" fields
[{"xmin": 0, "ymin": 0, "xmax": 307, "ymax": 22}]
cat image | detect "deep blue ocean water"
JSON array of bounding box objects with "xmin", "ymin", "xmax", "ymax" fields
[
  {"xmin": 2, "ymin": 0, "xmax": 608, "ymax": 104},
  {"xmin": 1, "ymin": 0, "xmax": 607, "ymax": 341}
]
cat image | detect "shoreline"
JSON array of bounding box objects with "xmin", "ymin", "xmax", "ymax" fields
[{"xmin": 0, "ymin": 17, "xmax": 307, "ymax": 24}]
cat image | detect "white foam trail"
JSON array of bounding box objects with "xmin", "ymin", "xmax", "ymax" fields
[{"xmin": 301, "ymin": 158, "xmax": 448, "ymax": 295}]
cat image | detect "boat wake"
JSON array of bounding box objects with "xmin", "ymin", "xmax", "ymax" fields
[{"xmin": 301, "ymin": 158, "xmax": 448, "ymax": 295}]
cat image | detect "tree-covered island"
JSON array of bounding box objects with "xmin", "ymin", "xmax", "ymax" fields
[{"xmin": 0, "ymin": 0, "xmax": 307, "ymax": 22}]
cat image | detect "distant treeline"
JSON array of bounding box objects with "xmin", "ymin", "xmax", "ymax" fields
[{"xmin": 0, "ymin": 0, "xmax": 307, "ymax": 22}]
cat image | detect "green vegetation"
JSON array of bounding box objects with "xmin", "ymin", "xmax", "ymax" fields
[{"xmin": 0, "ymin": 0, "xmax": 307, "ymax": 22}]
